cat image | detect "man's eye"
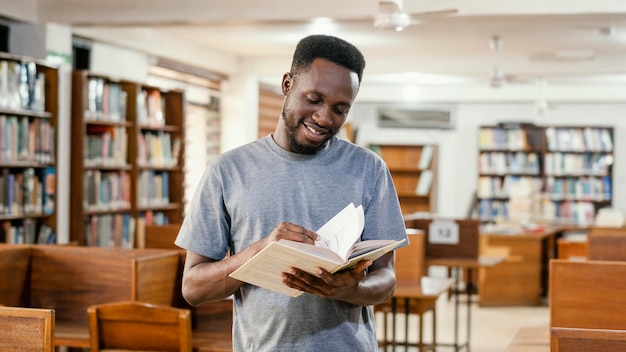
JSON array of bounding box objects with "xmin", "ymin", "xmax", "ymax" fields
[{"xmin": 306, "ymin": 97, "xmax": 320, "ymax": 104}]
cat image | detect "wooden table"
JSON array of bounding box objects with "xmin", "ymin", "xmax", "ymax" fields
[
  {"xmin": 479, "ymin": 228, "xmax": 561, "ymax": 306},
  {"xmin": 425, "ymin": 255, "xmax": 505, "ymax": 352}
]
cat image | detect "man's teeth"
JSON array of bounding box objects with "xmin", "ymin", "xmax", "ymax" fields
[{"xmin": 307, "ymin": 126, "xmax": 322, "ymax": 134}]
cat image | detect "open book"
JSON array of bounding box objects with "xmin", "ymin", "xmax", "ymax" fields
[{"xmin": 229, "ymin": 203, "xmax": 406, "ymax": 297}]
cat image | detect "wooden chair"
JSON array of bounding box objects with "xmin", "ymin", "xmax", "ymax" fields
[
  {"xmin": 550, "ymin": 259, "xmax": 626, "ymax": 330},
  {"xmin": 375, "ymin": 230, "xmax": 453, "ymax": 351},
  {"xmin": 551, "ymin": 327, "xmax": 626, "ymax": 351},
  {"xmin": 88, "ymin": 301, "xmax": 192, "ymax": 352},
  {"xmin": 407, "ymin": 218, "xmax": 480, "ymax": 298},
  {"xmin": 144, "ymin": 224, "xmax": 183, "ymax": 249},
  {"xmin": 0, "ymin": 306, "xmax": 55, "ymax": 352},
  {"xmin": 587, "ymin": 226, "xmax": 626, "ymax": 261}
]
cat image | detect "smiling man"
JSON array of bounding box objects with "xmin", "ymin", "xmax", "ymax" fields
[{"xmin": 175, "ymin": 34, "xmax": 408, "ymax": 352}]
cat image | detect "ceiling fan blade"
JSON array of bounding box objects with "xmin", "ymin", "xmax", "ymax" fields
[
  {"xmin": 409, "ymin": 8, "xmax": 458, "ymax": 18},
  {"xmin": 408, "ymin": 8, "xmax": 458, "ymax": 24},
  {"xmin": 379, "ymin": 0, "xmax": 404, "ymax": 14}
]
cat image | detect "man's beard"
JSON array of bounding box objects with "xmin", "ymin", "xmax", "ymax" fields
[{"xmin": 282, "ymin": 107, "xmax": 336, "ymax": 155}]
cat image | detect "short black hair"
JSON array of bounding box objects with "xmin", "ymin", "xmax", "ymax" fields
[{"xmin": 290, "ymin": 34, "xmax": 366, "ymax": 84}]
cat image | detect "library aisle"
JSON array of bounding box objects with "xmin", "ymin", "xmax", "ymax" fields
[{"xmin": 376, "ymin": 294, "xmax": 549, "ymax": 352}]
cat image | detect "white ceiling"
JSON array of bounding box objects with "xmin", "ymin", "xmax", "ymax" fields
[{"xmin": 37, "ymin": 0, "xmax": 626, "ymax": 86}]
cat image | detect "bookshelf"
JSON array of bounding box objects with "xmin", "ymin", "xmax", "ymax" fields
[
  {"xmin": 476, "ymin": 124, "xmax": 613, "ymax": 226},
  {"xmin": 70, "ymin": 71, "xmax": 185, "ymax": 247},
  {"xmin": 0, "ymin": 53, "xmax": 58, "ymax": 245},
  {"xmin": 369, "ymin": 144, "xmax": 438, "ymax": 216}
]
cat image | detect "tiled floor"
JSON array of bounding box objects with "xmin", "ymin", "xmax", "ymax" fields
[{"xmin": 376, "ymin": 293, "xmax": 550, "ymax": 352}]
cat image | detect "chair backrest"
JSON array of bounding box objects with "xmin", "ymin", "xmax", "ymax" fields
[
  {"xmin": 394, "ymin": 230, "xmax": 426, "ymax": 286},
  {"xmin": 550, "ymin": 259, "xmax": 626, "ymax": 330},
  {"xmin": 587, "ymin": 226, "xmax": 626, "ymax": 261},
  {"xmin": 144, "ymin": 224, "xmax": 183, "ymax": 249},
  {"xmin": 0, "ymin": 306, "xmax": 55, "ymax": 352},
  {"xmin": 88, "ymin": 301, "xmax": 192, "ymax": 352},
  {"xmin": 551, "ymin": 327, "xmax": 626, "ymax": 351},
  {"xmin": 0, "ymin": 245, "xmax": 31, "ymax": 306},
  {"xmin": 406, "ymin": 218, "xmax": 479, "ymax": 260}
]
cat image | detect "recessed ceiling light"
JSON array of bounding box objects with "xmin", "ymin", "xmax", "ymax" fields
[
  {"xmin": 556, "ymin": 50, "xmax": 595, "ymax": 60},
  {"xmin": 529, "ymin": 50, "xmax": 595, "ymax": 62}
]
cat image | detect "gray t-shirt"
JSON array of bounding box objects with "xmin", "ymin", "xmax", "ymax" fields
[{"xmin": 176, "ymin": 135, "xmax": 407, "ymax": 352}]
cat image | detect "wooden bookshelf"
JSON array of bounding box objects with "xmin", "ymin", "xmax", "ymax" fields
[
  {"xmin": 476, "ymin": 124, "xmax": 614, "ymax": 226},
  {"xmin": 0, "ymin": 53, "xmax": 58, "ymax": 244},
  {"xmin": 70, "ymin": 71, "xmax": 185, "ymax": 247},
  {"xmin": 369, "ymin": 144, "xmax": 438, "ymax": 216}
]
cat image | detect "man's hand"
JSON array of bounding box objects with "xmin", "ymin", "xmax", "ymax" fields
[
  {"xmin": 261, "ymin": 222, "xmax": 320, "ymax": 248},
  {"xmin": 281, "ymin": 260, "xmax": 373, "ymax": 301}
]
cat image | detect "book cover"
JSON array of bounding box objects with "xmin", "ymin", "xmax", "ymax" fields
[
  {"xmin": 416, "ymin": 170, "xmax": 433, "ymax": 196},
  {"xmin": 229, "ymin": 203, "xmax": 406, "ymax": 297},
  {"xmin": 418, "ymin": 145, "xmax": 434, "ymax": 170}
]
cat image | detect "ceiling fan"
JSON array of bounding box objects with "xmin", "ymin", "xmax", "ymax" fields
[
  {"xmin": 487, "ymin": 35, "xmax": 535, "ymax": 88},
  {"xmin": 373, "ymin": 0, "xmax": 458, "ymax": 31},
  {"xmin": 488, "ymin": 35, "xmax": 508, "ymax": 88}
]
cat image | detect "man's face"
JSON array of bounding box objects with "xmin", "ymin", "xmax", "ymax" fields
[{"xmin": 279, "ymin": 58, "xmax": 359, "ymax": 155}]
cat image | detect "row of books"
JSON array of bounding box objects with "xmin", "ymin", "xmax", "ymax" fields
[
  {"xmin": 0, "ymin": 60, "xmax": 46, "ymax": 112},
  {"xmin": 545, "ymin": 176, "xmax": 611, "ymax": 201},
  {"xmin": 84, "ymin": 77, "xmax": 128, "ymax": 122},
  {"xmin": 83, "ymin": 210, "xmax": 171, "ymax": 249},
  {"xmin": 544, "ymin": 152, "xmax": 612, "ymax": 176},
  {"xmin": 84, "ymin": 125, "xmax": 128, "ymax": 167},
  {"xmin": 0, "ymin": 115, "xmax": 55, "ymax": 164},
  {"xmin": 479, "ymin": 151, "xmax": 541, "ymax": 175},
  {"xmin": 477, "ymin": 198, "xmax": 597, "ymax": 226},
  {"xmin": 541, "ymin": 200, "xmax": 597, "ymax": 226},
  {"xmin": 478, "ymin": 127, "xmax": 533, "ymax": 151},
  {"xmin": 84, "ymin": 213, "xmax": 135, "ymax": 248},
  {"xmin": 82, "ymin": 170, "xmax": 131, "ymax": 212},
  {"xmin": 476, "ymin": 199, "xmax": 509, "ymax": 222},
  {"xmin": 545, "ymin": 127, "xmax": 613, "ymax": 152},
  {"xmin": 134, "ymin": 210, "xmax": 169, "ymax": 248},
  {"xmin": 0, "ymin": 219, "xmax": 55, "ymax": 245},
  {"xmin": 0, "ymin": 167, "xmax": 55, "ymax": 216},
  {"xmin": 477, "ymin": 176, "xmax": 542, "ymax": 199},
  {"xmin": 136, "ymin": 89, "xmax": 166, "ymax": 127},
  {"xmin": 136, "ymin": 131, "xmax": 181, "ymax": 168},
  {"xmin": 138, "ymin": 170, "xmax": 170, "ymax": 208}
]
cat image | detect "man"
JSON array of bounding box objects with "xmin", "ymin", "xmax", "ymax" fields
[{"xmin": 175, "ymin": 34, "xmax": 407, "ymax": 351}]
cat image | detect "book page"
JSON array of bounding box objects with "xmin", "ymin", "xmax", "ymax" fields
[
  {"xmin": 336, "ymin": 239, "xmax": 406, "ymax": 272},
  {"xmin": 349, "ymin": 239, "xmax": 403, "ymax": 258},
  {"xmin": 315, "ymin": 203, "xmax": 364, "ymax": 260}
]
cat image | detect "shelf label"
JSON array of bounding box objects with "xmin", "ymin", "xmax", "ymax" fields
[{"xmin": 428, "ymin": 219, "xmax": 459, "ymax": 245}]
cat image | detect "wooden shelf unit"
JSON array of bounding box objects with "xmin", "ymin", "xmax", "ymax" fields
[
  {"xmin": 0, "ymin": 53, "xmax": 58, "ymax": 244},
  {"xmin": 476, "ymin": 124, "xmax": 614, "ymax": 226},
  {"xmin": 70, "ymin": 70, "xmax": 185, "ymax": 247},
  {"xmin": 370, "ymin": 144, "xmax": 438, "ymax": 216}
]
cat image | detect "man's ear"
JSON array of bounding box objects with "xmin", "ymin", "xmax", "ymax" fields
[{"xmin": 281, "ymin": 72, "xmax": 292, "ymax": 95}]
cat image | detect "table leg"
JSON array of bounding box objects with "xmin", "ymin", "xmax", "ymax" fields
[
  {"xmin": 404, "ymin": 298, "xmax": 409, "ymax": 352},
  {"xmin": 466, "ymin": 268, "xmax": 473, "ymax": 352},
  {"xmin": 454, "ymin": 266, "xmax": 460, "ymax": 351},
  {"xmin": 392, "ymin": 298, "xmax": 397, "ymax": 352}
]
